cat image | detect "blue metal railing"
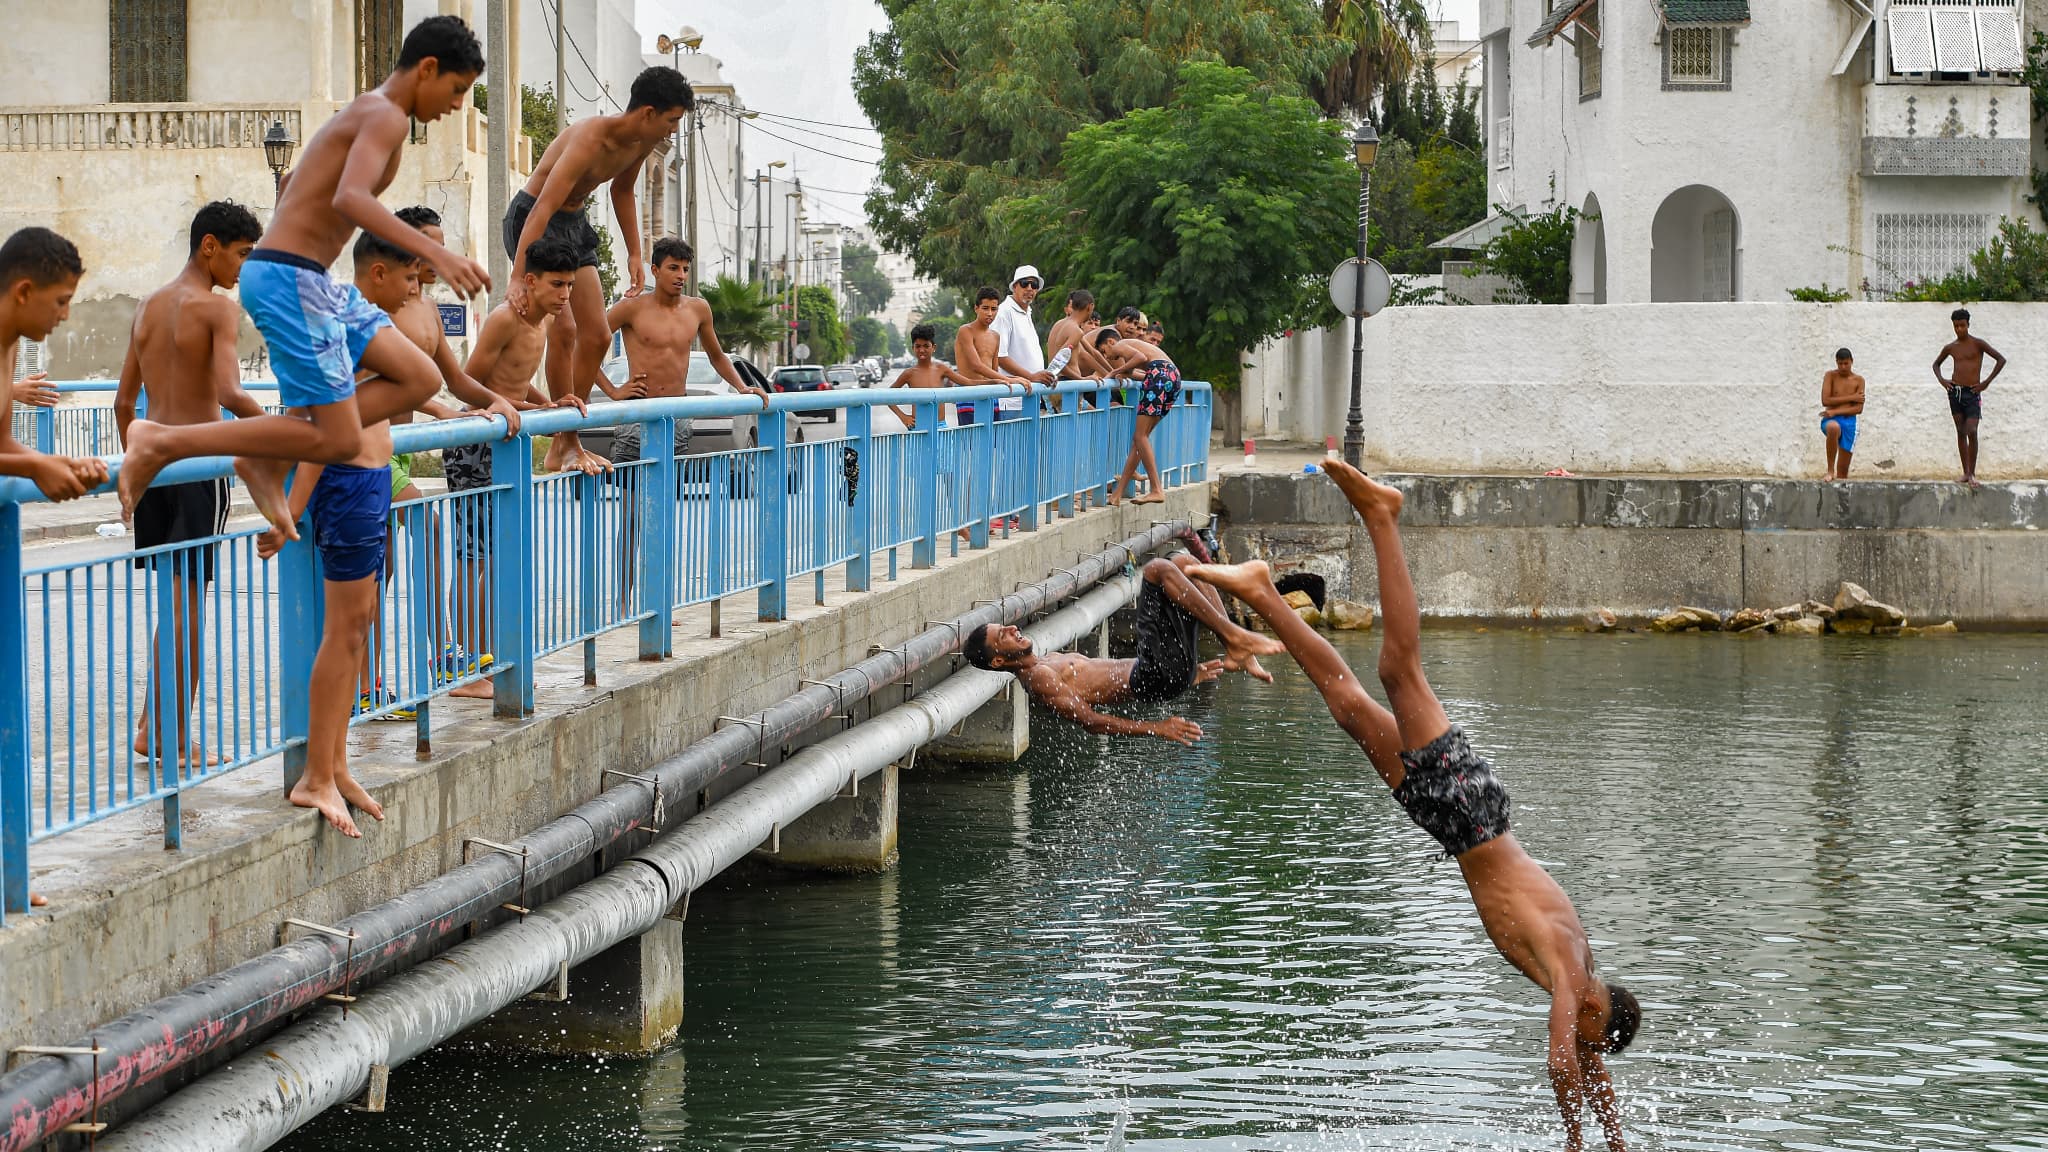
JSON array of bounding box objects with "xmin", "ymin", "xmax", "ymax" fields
[
  {"xmin": 0, "ymin": 380, "xmax": 1211, "ymax": 918},
  {"xmin": 12, "ymin": 381, "xmax": 285, "ymax": 458}
]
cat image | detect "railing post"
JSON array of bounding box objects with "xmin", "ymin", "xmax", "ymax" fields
[
  {"xmin": 913, "ymin": 399, "xmax": 939, "ymax": 570},
  {"xmin": 1022, "ymin": 392, "xmax": 1042, "ymax": 532},
  {"xmin": 491, "ymin": 427, "xmax": 536, "ymax": 718},
  {"xmin": 32, "ymin": 406, "xmax": 54, "ymax": 455},
  {"xmin": 638, "ymin": 416, "xmax": 676, "ymax": 660},
  {"xmin": 278, "ymin": 503, "xmax": 321, "ymax": 794},
  {"xmin": 580, "ymin": 468, "xmax": 601, "ymax": 680},
  {"xmin": 845, "ymin": 403, "xmax": 871, "ymax": 592},
  {"xmin": 970, "ymin": 405, "xmax": 994, "ymax": 549},
  {"xmin": 404, "ymin": 506, "xmax": 436, "ymax": 752},
  {"xmin": 1, "ymin": 503, "xmax": 29, "ymax": 919},
  {"xmin": 149, "ymin": 562, "xmax": 186, "ymax": 850},
  {"xmin": 757, "ymin": 402, "xmax": 788, "ymax": 621}
]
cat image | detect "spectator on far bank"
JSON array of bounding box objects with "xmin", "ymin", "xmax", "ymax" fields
[
  {"xmin": 993, "ymin": 265, "xmax": 1054, "ymax": 421},
  {"xmin": 1820, "ymin": 347, "xmax": 1863, "ymax": 482}
]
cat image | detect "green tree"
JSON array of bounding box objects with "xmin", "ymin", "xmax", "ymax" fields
[
  {"xmin": 855, "ymin": 0, "xmax": 1342, "ymax": 294},
  {"xmin": 1315, "ymin": 0, "xmax": 1434, "ymax": 121},
  {"xmin": 472, "ymin": 82, "xmax": 561, "ymax": 152},
  {"xmin": 700, "ymin": 275, "xmax": 783, "ymax": 355},
  {"xmin": 591, "ymin": 221, "xmax": 620, "ymax": 300},
  {"xmin": 842, "ymin": 243, "xmax": 893, "ymax": 316},
  {"xmin": 1005, "ymin": 61, "xmax": 1355, "ymax": 393},
  {"xmin": 795, "ymin": 284, "xmax": 847, "ymax": 364},
  {"xmin": 849, "ymin": 315, "xmax": 888, "ymax": 358},
  {"xmin": 885, "ymin": 321, "xmax": 907, "ymax": 357},
  {"xmin": 1468, "ymin": 202, "xmax": 1584, "ymax": 304}
]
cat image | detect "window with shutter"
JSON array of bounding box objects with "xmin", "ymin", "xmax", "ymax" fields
[
  {"xmin": 1577, "ymin": 4, "xmax": 1602, "ymax": 99},
  {"xmin": 109, "ymin": 0, "xmax": 188, "ymax": 103},
  {"xmin": 356, "ymin": 0, "xmax": 405, "ymax": 94}
]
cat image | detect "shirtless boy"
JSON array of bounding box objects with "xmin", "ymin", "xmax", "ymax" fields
[
  {"xmin": 443, "ymin": 235, "xmax": 581, "ymax": 698},
  {"xmin": 887, "ymin": 322, "xmax": 977, "ymax": 429},
  {"xmin": 605, "ymin": 237, "xmax": 766, "ymax": 604},
  {"xmin": 1, "ymin": 230, "xmax": 109, "ymax": 905},
  {"xmin": 962, "ymin": 533, "xmax": 1284, "ymax": 744},
  {"xmin": 507, "ymin": 66, "xmax": 693, "ymax": 471},
  {"xmin": 1820, "ymin": 347, "xmax": 1864, "ymax": 481},
  {"xmin": 1933, "ymin": 307, "xmax": 2005, "ymax": 488},
  {"xmin": 252, "ymin": 229, "xmax": 426, "ymax": 837},
  {"xmin": 119, "ymin": 16, "xmax": 517, "ymax": 537},
  {"xmin": 1190, "ymin": 460, "xmax": 1641, "ymax": 1151},
  {"xmin": 951, "ymin": 286, "xmax": 1029, "ymax": 427},
  {"xmin": 1092, "ymin": 327, "xmax": 1181, "ymax": 504},
  {"xmin": 1042, "ymin": 289, "xmax": 1116, "ymax": 411},
  {"xmin": 114, "ymin": 201, "xmax": 266, "ymax": 767}
]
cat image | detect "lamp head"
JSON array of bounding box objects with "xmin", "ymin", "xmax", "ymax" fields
[
  {"xmin": 1352, "ymin": 120, "xmax": 1380, "ymax": 168},
  {"xmin": 262, "ymin": 118, "xmax": 297, "ymax": 175}
]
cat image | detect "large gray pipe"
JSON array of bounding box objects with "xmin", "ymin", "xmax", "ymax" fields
[
  {"xmin": 0, "ymin": 522, "xmax": 1189, "ymax": 1151},
  {"xmin": 101, "ymin": 575, "xmax": 1143, "ymax": 1151}
]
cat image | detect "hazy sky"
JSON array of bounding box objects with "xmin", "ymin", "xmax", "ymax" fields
[{"xmin": 632, "ymin": 0, "xmax": 1482, "ymax": 230}]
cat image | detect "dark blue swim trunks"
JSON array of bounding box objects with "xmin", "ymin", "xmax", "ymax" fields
[
  {"xmin": 309, "ymin": 463, "xmax": 392, "ymax": 583},
  {"xmin": 1393, "ymin": 725, "xmax": 1511, "ymax": 859}
]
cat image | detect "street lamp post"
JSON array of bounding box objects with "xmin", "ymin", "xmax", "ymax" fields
[
  {"xmin": 262, "ymin": 118, "xmax": 296, "ymax": 202},
  {"xmin": 753, "ymin": 159, "xmax": 785, "ymax": 283},
  {"xmin": 1343, "ymin": 120, "xmax": 1379, "ymax": 470}
]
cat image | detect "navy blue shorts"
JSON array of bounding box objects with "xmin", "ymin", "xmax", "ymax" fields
[{"xmin": 309, "ymin": 463, "xmax": 392, "ymax": 583}]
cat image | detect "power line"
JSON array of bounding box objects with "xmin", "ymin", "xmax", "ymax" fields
[
  {"xmin": 751, "ymin": 110, "xmax": 882, "ymax": 134},
  {"xmin": 743, "ymin": 121, "xmax": 882, "ymax": 168},
  {"xmin": 541, "ymin": 0, "xmax": 623, "ymax": 112},
  {"xmin": 732, "ymin": 111, "xmax": 884, "ymax": 153}
]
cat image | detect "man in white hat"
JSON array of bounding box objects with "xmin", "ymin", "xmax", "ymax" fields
[{"xmin": 992, "ymin": 265, "xmax": 1056, "ymax": 421}]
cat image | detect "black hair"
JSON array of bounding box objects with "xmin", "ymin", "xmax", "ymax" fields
[
  {"xmin": 523, "ymin": 234, "xmax": 581, "ymax": 276},
  {"xmin": 397, "ymin": 15, "xmax": 485, "ymax": 75},
  {"xmin": 1603, "ymin": 983, "xmax": 1642, "ymax": 1054},
  {"xmin": 1952, "ymin": 307, "xmax": 1971, "ymax": 323},
  {"xmin": 975, "ymin": 285, "xmax": 1003, "ymax": 306},
  {"xmin": 962, "ymin": 623, "xmax": 998, "ymax": 670},
  {"xmin": 396, "ymin": 205, "xmax": 442, "ymax": 230},
  {"xmin": 352, "ymin": 228, "xmax": 417, "ymax": 271},
  {"xmin": 628, "ymin": 66, "xmax": 694, "ymax": 113},
  {"xmin": 189, "ymin": 200, "xmax": 261, "ymax": 256},
  {"xmin": 1067, "ymin": 289, "xmax": 1094, "ymax": 309},
  {"xmin": 1835, "ymin": 347, "xmax": 1853, "ymax": 361},
  {"xmin": 1115, "ymin": 305, "xmax": 1143, "ymax": 323},
  {"xmin": 909, "ymin": 323, "xmax": 936, "ymax": 345},
  {"xmin": 651, "ymin": 237, "xmax": 693, "ymax": 268},
  {"xmin": 1147, "ymin": 320, "xmax": 1164, "ymax": 333},
  {"xmin": 0, "ymin": 227, "xmax": 83, "ymax": 289},
  {"xmin": 1092, "ymin": 326, "xmax": 1120, "ymax": 349}
]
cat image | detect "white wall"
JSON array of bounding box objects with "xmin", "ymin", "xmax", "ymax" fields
[{"xmin": 1242, "ymin": 302, "xmax": 2048, "ymax": 480}]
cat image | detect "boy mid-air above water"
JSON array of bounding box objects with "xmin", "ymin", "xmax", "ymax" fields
[
  {"xmin": 115, "ymin": 201, "xmax": 268, "ymax": 767},
  {"xmin": 1188, "ymin": 459, "xmax": 1641, "ymax": 1152},
  {"xmin": 506, "ymin": 65, "xmax": 697, "ymax": 473},
  {"xmin": 961, "ymin": 534, "xmax": 1283, "ymax": 746},
  {"xmin": 1932, "ymin": 307, "xmax": 2005, "ymax": 488},
  {"xmin": 118, "ymin": 15, "xmax": 521, "ymax": 533},
  {"xmin": 1820, "ymin": 347, "xmax": 1864, "ymax": 482}
]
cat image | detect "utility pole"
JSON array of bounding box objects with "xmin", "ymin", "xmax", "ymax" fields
[
  {"xmin": 485, "ymin": 0, "xmax": 510, "ymax": 306},
  {"xmin": 553, "ymin": 0, "xmax": 567, "ymax": 132},
  {"xmin": 752, "ymin": 171, "xmax": 766, "ymax": 283},
  {"xmin": 684, "ymin": 108, "xmax": 699, "ymax": 293},
  {"xmin": 733, "ymin": 115, "xmax": 746, "ymax": 281}
]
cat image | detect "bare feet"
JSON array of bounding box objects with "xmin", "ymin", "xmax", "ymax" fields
[
  {"xmin": 542, "ymin": 432, "xmax": 578, "ymax": 474},
  {"xmin": 118, "ymin": 419, "xmax": 176, "ymax": 524},
  {"xmin": 1222, "ymin": 628, "xmax": 1286, "ymax": 682},
  {"xmin": 334, "ymin": 773, "xmax": 385, "ymax": 824},
  {"xmin": 132, "ymin": 735, "xmax": 225, "ymax": 767},
  {"xmin": 234, "ymin": 457, "xmax": 300, "ymax": 541},
  {"xmin": 1107, "ymin": 491, "xmax": 1124, "ymax": 507},
  {"xmin": 574, "ymin": 449, "xmax": 613, "ymax": 475},
  {"xmin": 288, "ymin": 777, "xmax": 362, "ymax": 838},
  {"xmin": 1133, "ymin": 492, "xmax": 1166, "ymax": 505},
  {"xmin": 449, "ymin": 679, "xmax": 495, "ymax": 699},
  {"xmin": 1324, "ymin": 459, "xmax": 1404, "ymax": 522},
  {"xmin": 1187, "ymin": 558, "xmax": 1281, "ymax": 608},
  {"xmin": 29, "ymin": 891, "xmax": 47, "ymax": 908}
]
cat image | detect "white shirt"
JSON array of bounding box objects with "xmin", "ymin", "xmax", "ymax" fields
[{"xmin": 992, "ymin": 294, "xmax": 1042, "ymax": 411}]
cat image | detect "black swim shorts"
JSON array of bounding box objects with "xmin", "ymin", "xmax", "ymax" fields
[
  {"xmin": 1125, "ymin": 578, "xmax": 1200, "ymax": 702},
  {"xmin": 133, "ymin": 477, "xmax": 230, "ymax": 584},
  {"xmin": 1947, "ymin": 385, "xmax": 1983, "ymax": 420},
  {"xmin": 1393, "ymin": 725, "xmax": 1511, "ymax": 859},
  {"xmin": 503, "ymin": 191, "xmax": 602, "ymax": 269}
]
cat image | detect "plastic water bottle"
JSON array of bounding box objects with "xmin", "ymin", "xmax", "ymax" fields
[
  {"xmin": 1047, "ymin": 347, "xmax": 1072, "ymax": 375},
  {"xmin": 95, "ymin": 523, "xmax": 124, "ymax": 537}
]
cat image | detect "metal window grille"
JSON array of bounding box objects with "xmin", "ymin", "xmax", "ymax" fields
[
  {"xmin": 356, "ymin": 0, "xmax": 404, "ymax": 95},
  {"xmin": 109, "ymin": 0, "xmax": 187, "ymax": 103},
  {"xmin": 1870, "ymin": 212, "xmax": 1992, "ymax": 295},
  {"xmin": 13, "ymin": 340, "xmax": 45, "ymax": 381},
  {"xmin": 1669, "ymin": 28, "xmax": 1724, "ymax": 83}
]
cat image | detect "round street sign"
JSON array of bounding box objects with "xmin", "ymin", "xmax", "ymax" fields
[
  {"xmin": 794, "ymin": 342, "xmax": 812, "ymax": 360},
  {"xmin": 1328, "ymin": 257, "xmax": 1393, "ymax": 318}
]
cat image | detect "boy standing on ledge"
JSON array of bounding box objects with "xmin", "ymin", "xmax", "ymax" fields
[
  {"xmin": 1820, "ymin": 347, "xmax": 1863, "ymax": 482},
  {"xmin": 1933, "ymin": 307, "xmax": 2004, "ymax": 489}
]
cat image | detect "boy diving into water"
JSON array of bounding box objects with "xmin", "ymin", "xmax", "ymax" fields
[{"xmin": 1189, "ymin": 460, "xmax": 1641, "ymax": 1152}]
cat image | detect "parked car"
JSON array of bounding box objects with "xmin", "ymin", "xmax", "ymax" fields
[
  {"xmin": 826, "ymin": 364, "xmax": 863, "ymax": 393},
  {"xmin": 772, "ymin": 364, "xmax": 835, "ymax": 423},
  {"xmin": 585, "ymin": 352, "xmax": 803, "ymax": 495}
]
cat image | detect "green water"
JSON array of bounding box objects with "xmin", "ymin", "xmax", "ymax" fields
[{"xmin": 283, "ymin": 631, "xmax": 2048, "ymax": 1150}]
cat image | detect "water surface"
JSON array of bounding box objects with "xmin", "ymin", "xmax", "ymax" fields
[{"xmin": 284, "ymin": 631, "xmax": 2048, "ymax": 1150}]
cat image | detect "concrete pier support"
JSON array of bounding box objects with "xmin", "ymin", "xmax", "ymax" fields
[
  {"xmin": 761, "ymin": 763, "xmax": 900, "ymax": 872},
  {"xmin": 926, "ymin": 683, "xmax": 1029, "ymax": 763},
  {"xmin": 464, "ymin": 919, "xmax": 686, "ymax": 1055}
]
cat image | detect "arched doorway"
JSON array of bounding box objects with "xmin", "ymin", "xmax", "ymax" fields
[
  {"xmin": 1573, "ymin": 192, "xmax": 1607, "ymax": 304},
  {"xmin": 1651, "ymin": 185, "xmax": 1739, "ymax": 302}
]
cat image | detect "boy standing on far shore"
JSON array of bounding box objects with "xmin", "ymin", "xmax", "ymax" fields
[
  {"xmin": 1820, "ymin": 347, "xmax": 1863, "ymax": 482},
  {"xmin": 1933, "ymin": 307, "xmax": 2005, "ymax": 488}
]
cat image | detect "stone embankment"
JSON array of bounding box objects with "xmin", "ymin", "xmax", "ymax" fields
[{"xmin": 1591, "ymin": 581, "xmax": 1959, "ymax": 637}]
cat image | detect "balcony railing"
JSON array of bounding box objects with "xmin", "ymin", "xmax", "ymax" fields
[
  {"xmin": 1860, "ymin": 82, "xmax": 2029, "ymax": 176},
  {"xmin": 0, "ymin": 104, "xmax": 301, "ymax": 152}
]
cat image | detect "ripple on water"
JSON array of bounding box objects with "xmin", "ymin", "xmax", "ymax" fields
[{"xmin": 282, "ymin": 632, "xmax": 2048, "ymax": 1151}]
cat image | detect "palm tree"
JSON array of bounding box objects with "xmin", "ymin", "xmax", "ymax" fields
[
  {"xmin": 699, "ymin": 275, "xmax": 782, "ymax": 357},
  {"xmin": 1314, "ymin": 0, "xmax": 1434, "ymax": 122}
]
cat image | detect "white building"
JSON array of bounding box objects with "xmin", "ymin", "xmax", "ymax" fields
[
  {"xmin": 1476, "ymin": 0, "xmax": 2043, "ymax": 303},
  {"xmin": 1428, "ymin": 20, "xmax": 1483, "ymax": 90}
]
